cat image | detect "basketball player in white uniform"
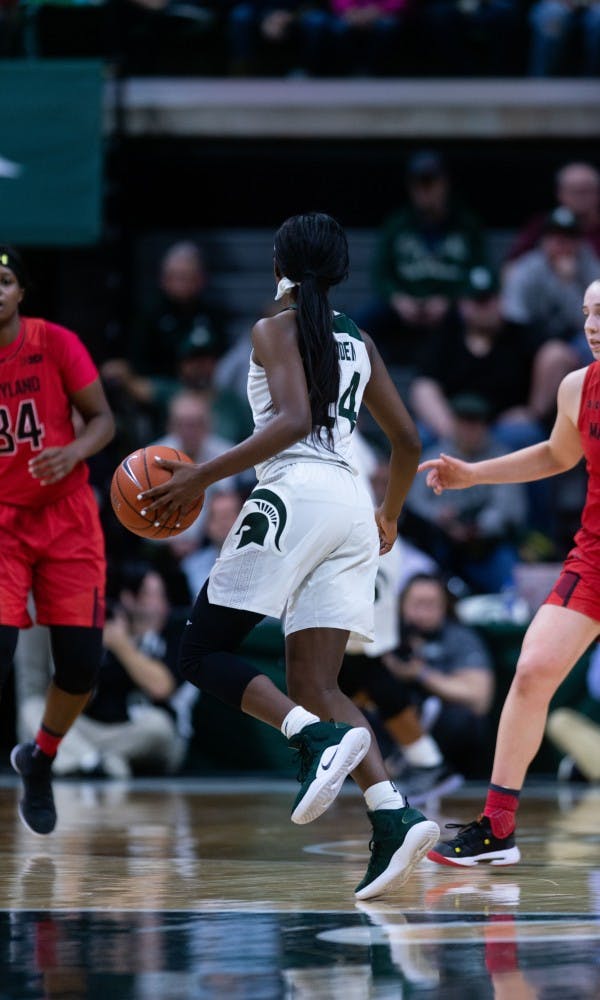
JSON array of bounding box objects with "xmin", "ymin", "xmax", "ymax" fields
[{"xmin": 139, "ymin": 213, "xmax": 439, "ymax": 899}]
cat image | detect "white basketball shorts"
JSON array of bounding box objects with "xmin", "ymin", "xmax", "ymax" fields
[{"xmin": 208, "ymin": 462, "xmax": 379, "ymax": 642}]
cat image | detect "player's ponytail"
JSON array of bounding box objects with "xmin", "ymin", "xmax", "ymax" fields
[{"xmin": 274, "ymin": 213, "xmax": 349, "ymax": 448}]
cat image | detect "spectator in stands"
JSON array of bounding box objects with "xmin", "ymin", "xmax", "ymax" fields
[
  {"xmin": 502, "ymin": 206, "xmax": 600, "ymax": 361},
  {"xmin": 102, "ymin": 239, "xmax": 252, "ymax": 442},
  {"xmin": 358, "ymin": 150, "xmax": 487, "ymax": 377},
  {"xmin": 101, "ymin": 240, "xmax": 228, "ymax": 416},
  {"xmin": 180, "ymin": 489, "xmax": 243, "ymax": 599},
  {"xmin": 529, "ymin": 0, "xmax": 600, "ymax": 77},
  {"xmin": 405, "ymin": 394, "xmax": 527, "ymax": 594},
  {"xmin": 382, "ymin": 573, "xmax": 495, "ymax": 777},
  {"xmin": 152, "ymin": 388, "xmax": 242, "ymax": 558},
  {"xmin": 318, "ymin": 2, "xmax": 408, "ymax": 76},
  {"xmin": 421, "ymin": 0, "xmax": 522, "ymax": 77},
  {"xmin": 410, "ymin": 265, "xmax": 546, "ymax": 448},
  {"xmin": 227, "ymin": 2, "xmax": 330, "ymax": 76},
  {"xmin": 130, "ymin": 240, "xmax": 229, "ymax": 378},
  {"xmin": 16, "ymin": 569, "xmax": 190, "ymax": 778},
  {"xmin": 507, "ymin": 162, "xmax": 600, "ymax": 263}
]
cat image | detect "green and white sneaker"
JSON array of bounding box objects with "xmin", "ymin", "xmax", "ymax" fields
[
  {"xmin": 289, "ymin": 721, "xmax": 371, "ymax": 825},
  {"xmin": 355, "ymin": 806, "xmax": 440, "ymax": 900}
]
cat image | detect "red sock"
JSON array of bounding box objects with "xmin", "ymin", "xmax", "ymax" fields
[
  {"xmin": 483, "ymin": 784, "xmax": 520, "ymax": 839},
  {"xmin": 34, "ymin": 725, "xmax": 63, "ymax": 760}
]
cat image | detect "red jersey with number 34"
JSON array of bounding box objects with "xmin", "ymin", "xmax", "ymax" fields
[{"xmin": 0, "ymin": 316, "xmax": 98, "ymax": 508}]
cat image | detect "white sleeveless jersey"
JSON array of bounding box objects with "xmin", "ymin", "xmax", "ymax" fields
[{"xmin": 248, "ymin": 311, "xmax": 371, "ymax": 479}]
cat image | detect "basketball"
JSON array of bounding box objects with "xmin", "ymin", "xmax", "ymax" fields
[{"xmin": 110, "ymin": 444, "xmax": 204, "ymax": 539}]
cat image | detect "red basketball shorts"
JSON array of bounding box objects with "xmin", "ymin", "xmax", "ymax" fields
[
  {"xmin": 545, "ymin": 552, "xmax": 600, "ymax": 624},
  {"xmin": 0, "ymin": 484, "xmax": 106, "ymax": 628}
]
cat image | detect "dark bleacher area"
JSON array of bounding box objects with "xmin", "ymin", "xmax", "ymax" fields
[{"xmin": 135, "ymin": 227, "xmax": 516, "ymax": 341}]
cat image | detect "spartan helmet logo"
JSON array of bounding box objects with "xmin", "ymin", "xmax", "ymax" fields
[{"xmin": 235, "ymin": 488, "xmax": 288, "ymax": 551}]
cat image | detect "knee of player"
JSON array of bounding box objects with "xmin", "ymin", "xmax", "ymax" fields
[
  {"xmin": 514, "ymin": 650, "xmax": 561, "ymax": 697},
  {"xmin": 50, "ymin": 625, "xmax": 102, "ymax": 694}
]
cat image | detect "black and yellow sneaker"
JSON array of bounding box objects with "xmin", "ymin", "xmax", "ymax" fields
[
  {"xmin": 289, "ymin": 721, "xmax": 370, "ymax": 825},
  {"xmin": 11, "ymin": 742, "xmax": 57, "ymax": 836},
  {"xmin": 427, "ymin": 815, "xmax": 521, "ymax": 867},
  {"xmin": 355, "ymin": 806, "xmax": 440, "ymax": 900}
]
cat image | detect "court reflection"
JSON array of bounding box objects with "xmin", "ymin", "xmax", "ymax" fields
[{"xmin": 2, "ymin": 907, "xmax": 600, "ymax": 999}]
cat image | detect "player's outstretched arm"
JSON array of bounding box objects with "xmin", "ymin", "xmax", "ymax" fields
[{"xmin": 417, "ymin": 452, "xmax": 476, "ymax": 495}]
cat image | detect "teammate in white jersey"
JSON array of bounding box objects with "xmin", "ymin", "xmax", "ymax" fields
[{"xmin": 139, "ymin": 213, "xmax": 439, "ymax": 899}]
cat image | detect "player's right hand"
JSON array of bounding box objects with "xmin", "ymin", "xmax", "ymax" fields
[
  {"xmin": 374, "ymin": 507, "xmax": 397, "ymax": 555},
  {"xmin": 417, "ymin": 452, "xmax": 473, "ymax": 494}
]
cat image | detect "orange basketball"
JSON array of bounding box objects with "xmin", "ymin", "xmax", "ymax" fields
[{"xmin": 110, "ymin": 445, "xmax": 204, "ymax": 539}]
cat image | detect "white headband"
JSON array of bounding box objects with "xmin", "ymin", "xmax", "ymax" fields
[{"xmin": 274, "ymin": 275, "xmax": 299, "ymax": 301}]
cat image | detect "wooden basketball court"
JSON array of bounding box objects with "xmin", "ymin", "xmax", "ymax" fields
[{"xmin": 1, "ymin": 776, "xmax": 599, "ymax": 997}]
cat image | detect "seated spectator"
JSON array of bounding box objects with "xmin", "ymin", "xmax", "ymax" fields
[
  {"xmin": 104, "ymin": 324, "xmax": 252, "ymax": 446},
  {"xmin": 180, "ymin": 489, "xmax": 244, "ymax": 599},
  {"xmin": 151, "ymin": 388, "xmax": 243, "ymax": 558},
  {"xmin": 16, "ymin": 569, "xmax": 191, "ymax": 778},
  {"xmin": 410, "ymin": 265, "xmax": 547, "ymax": 449},
  {"xmin": 319, "ymin": 2, "xmax": 408, "ymax": 77},
  {"xmin": 420, "ymin": 0, "xmax": 523, "ymax": 77},
  {"xmin": 358, "ymin": 150, "xmax": 488, "ymax": 379},
  {"xmin": 227, "ymin": 2, "xmax": 329, "ymax": 76},
  {"xmin": 405, "ymin": 394, "xmax": 528, "ymax": 593},
  {"xmin": 502, "ymin": 206, "xmax": 600, "ymax": 364},
  {"xmin": 101, "ymin": 240, "xmax": 230, "ymax": 432},
  {"xmin": 528, "ymin": 0, "xmax": 600, "ymax": 77},
  {"xmin": 507, "ymin": 162, "xmax": 600, "ymax": 263},
  {"xmin": 133, "ymin": 239, "xmax": 229, "ymax": 375},
  {"xmin": 382, "ymin": 573, "xmax": 495, "ymax": 777}
]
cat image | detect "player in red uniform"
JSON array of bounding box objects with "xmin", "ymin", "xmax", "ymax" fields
[
  {"xmin": 419, "ymin": 277, "xmax": 600, "ymax": 866},
  {"xmin": 0, "ymin": 247, "xmax": 115, "ymax": 835}
]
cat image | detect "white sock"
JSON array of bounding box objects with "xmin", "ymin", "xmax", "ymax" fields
[
  {"xmin": 281, "ymin": 706, "xmax": 320, "ymax": 739},
  {"xmin": 364, "ymin": 780, "xmax": 405, "ymax": 811},
  {"xmin": 402, "ymin": 735, "xmax": 443, "ymax": 768}
]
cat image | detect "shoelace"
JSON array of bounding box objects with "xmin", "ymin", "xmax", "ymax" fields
[
  {"xmin": 367, "ymin": 800, "xmax": 413, "ymax": 856},
  {"xmin": 292, "ymin": 737, "xmax": 313, "ymax": 784},
  {"xmin": 443, "ymin": 818, "xmax": 484, "ymax": 846}
]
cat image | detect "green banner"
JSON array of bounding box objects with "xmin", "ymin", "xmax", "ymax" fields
[{"xmin": 0, "ymin": 60, "xmax": 103, "ymax": 245}]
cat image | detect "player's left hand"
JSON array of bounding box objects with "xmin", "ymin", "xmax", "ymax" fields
[
  {"xmin": 138, "ymin": 455, "xmax": 206, "ymax": 518},
  {"xmin": 28, "ymin": 444, "xmax": 81, "ymax": 485},
  {"xmin": 374, "ymin": 507, "xmax": 397, "ymax": 555}
]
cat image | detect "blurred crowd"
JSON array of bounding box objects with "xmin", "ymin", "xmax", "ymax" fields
[{"xmin": 1, "ymin": 0, "xmax": 599, "ymax": 78}]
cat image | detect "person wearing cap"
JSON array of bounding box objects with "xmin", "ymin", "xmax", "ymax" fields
[
  {"xmin": 358, "ymin": 149, "xmax": 487, "ymax": 377},
  {"xmin": 410, "ymin": 264, "xmax": 546, "ymax": 449},
  {"xmin": 507, "ymin": 162, "xmax": 600, "ymax": 263},
  {"xmin": 405, "ymin": 392, "xmax": 527, "ymax": 594},
  {"xmin": 0, "ymin": 245, "xmax": 115, "ymax": 836},
  {"xmin": 503, "ymin": 206, "xmax": 600, "ymax": 355}
]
